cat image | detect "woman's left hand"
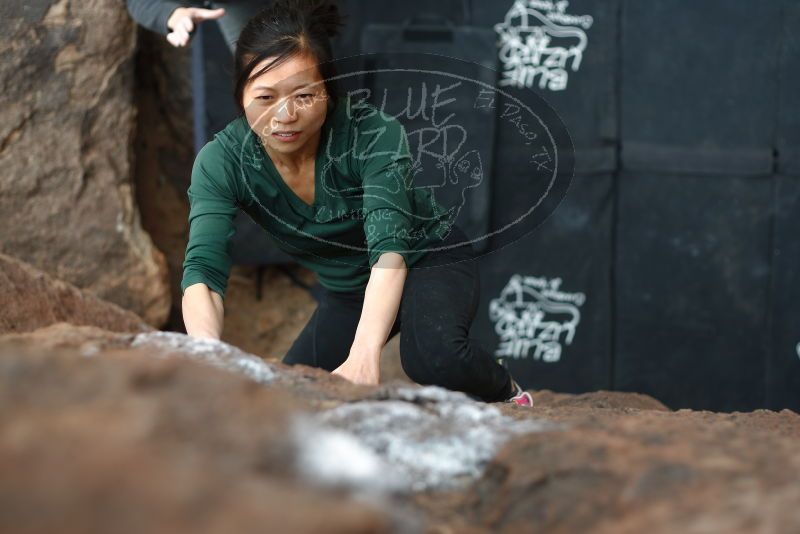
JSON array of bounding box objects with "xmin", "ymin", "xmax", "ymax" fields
[{"xmin": 331, "ymin": 350, "xmax": 380, "ymax": 386}]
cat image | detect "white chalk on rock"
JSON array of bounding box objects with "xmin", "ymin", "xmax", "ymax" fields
[
  {"xmin": 131, "ymin": 331, "xmax": 278, "ymax": 384},
  {"xmin": 292, "ymin": 385, "xmax": 554, "ymax": 494}
]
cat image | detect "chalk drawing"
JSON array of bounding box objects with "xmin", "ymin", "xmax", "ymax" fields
[
  {"xmin": 494, "ymin": 0, "xmax": 593, "ymax": 91},
  {"xmin": 489, "ymin": 273, "xmax": 585, "ymax": 363}
]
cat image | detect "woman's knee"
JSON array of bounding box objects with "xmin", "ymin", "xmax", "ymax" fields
[{"xmin": 399, "ymin": 328, "xmax": 469, "ymax": 384}]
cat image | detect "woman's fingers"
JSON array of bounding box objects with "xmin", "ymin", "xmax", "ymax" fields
[
  {"xmin": 166, "ymin": 33, "xmax": 181, "ymax": 47},
  {"xmin": 165, "ymin": 7, "xmax": 225, "ymax": 48},
  {"xmin": 167, "ymin": 29, "xmax": 190, "ymax": 47}
]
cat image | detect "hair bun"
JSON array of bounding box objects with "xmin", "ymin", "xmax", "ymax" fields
[{"xmin": 307, "ymin": 0, "xmax": 344, "ymax": 39}]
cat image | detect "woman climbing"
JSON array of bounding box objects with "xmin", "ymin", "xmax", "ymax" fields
[{"xmin": 180, "ymin": 0, "xmax": 533, "ymax": 406}]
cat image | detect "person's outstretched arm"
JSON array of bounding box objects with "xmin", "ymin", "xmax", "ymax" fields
[
  {"xmin": 180, "ymin": 140, "xmax": 240, "ymax": 340},
  {"xmin": 182, "ymin": 283, "xmax": 224, "ymax": 339},
  {"xmin": 330, "ymin": 102, "xmax": 421, "ymax": 385}
]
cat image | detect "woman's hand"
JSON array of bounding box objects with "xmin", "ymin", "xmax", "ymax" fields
[
  {"xmin": 166, "ymin": 6, "xmax": 226, "ymax": 47},
  {"xmin": 331, "ymin": 252, "xmax": 406, "ymax": 386},
  {"xmin": 331, "ymin": 349, "xmax": 381, "ymax": 386}
]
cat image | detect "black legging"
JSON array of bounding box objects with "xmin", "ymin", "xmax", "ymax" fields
[{"xmin": 282, "ymin": 225, "xmax": 514, "ymax": 403}]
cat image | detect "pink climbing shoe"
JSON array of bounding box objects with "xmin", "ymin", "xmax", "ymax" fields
[{"xmin": 505, "ymin": 378, "xmax": 533, "ymax": 407}]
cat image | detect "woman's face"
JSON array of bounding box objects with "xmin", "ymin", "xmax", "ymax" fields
[{"xmin": 242, "ymin": 52, "xmax": 329, "ymax": 158}]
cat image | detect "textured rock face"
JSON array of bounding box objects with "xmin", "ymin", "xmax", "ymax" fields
[
  {"xmin": 453, "ymin": 408, "xmax": 800, "ymax": 534},
  {"xmin": 0, "ymin": 332, "xmax": 393, "ymax": 534},
  {"xmin": 0, "ymin": 0, "xmax": 170, "ymax": 327},
  {"xmin": 0, "ymin": 253, "xmax": 152, "ymax": 334},
  {"xmin": 2, "ymin": 324, "xmax": 800, "ymax": 533}
]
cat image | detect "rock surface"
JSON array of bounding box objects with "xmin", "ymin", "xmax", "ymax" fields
[
  {"xmin": 2, "ymin": 323, "xmax": 799, "ymax": 533},
  {"xmin": 0, "ymin": 253, "xmax": 152, "ymax": 334},
  {"xmin": 0, "ymin": 332, "xmax": 393, "ymax": 534},
  {"xmin": 0, "ymin": 0, "xmax": 170, "ymax": 327}
]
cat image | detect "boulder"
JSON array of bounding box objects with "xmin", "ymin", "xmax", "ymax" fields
[
  {"xmin": 2, "ymin": 323, "xmax": 800, "ymax": 533},
  {"xmin": 0, "ymin": 253, "xmax": 151, "ymax": 334},
  {"xmin": 0, "ymin": 0, "xmax": 170, "ymax": 327}
]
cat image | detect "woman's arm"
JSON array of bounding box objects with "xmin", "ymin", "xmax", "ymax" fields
[
  {"xmin": 334, "ymin": 102, "xmax": 420, "ymax": 384},
  {"xmin": 182, "ymin": 282, "xmax": 225, "ymax": 340},
  {"xmin": 180, "ymin": 140, "xmax": 239, "ymax": 339},
  {"xmin": 331, "ymin": 252, "xmax": 407, "ymax": 385}
]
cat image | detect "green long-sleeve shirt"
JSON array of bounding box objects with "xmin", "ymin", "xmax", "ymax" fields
[{"xmin": 181, "ymin": 95, "xmax": 453, "ymax": 300}]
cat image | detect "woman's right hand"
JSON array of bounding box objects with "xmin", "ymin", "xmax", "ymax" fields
[{"xmin": 166, "ymin": 6, "xmax": 226, "ymax": 48}]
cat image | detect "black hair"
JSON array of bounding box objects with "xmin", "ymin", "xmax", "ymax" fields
[{"xmin": 233, "ymin": 0, "xmax": 345, "ymax": 116}]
